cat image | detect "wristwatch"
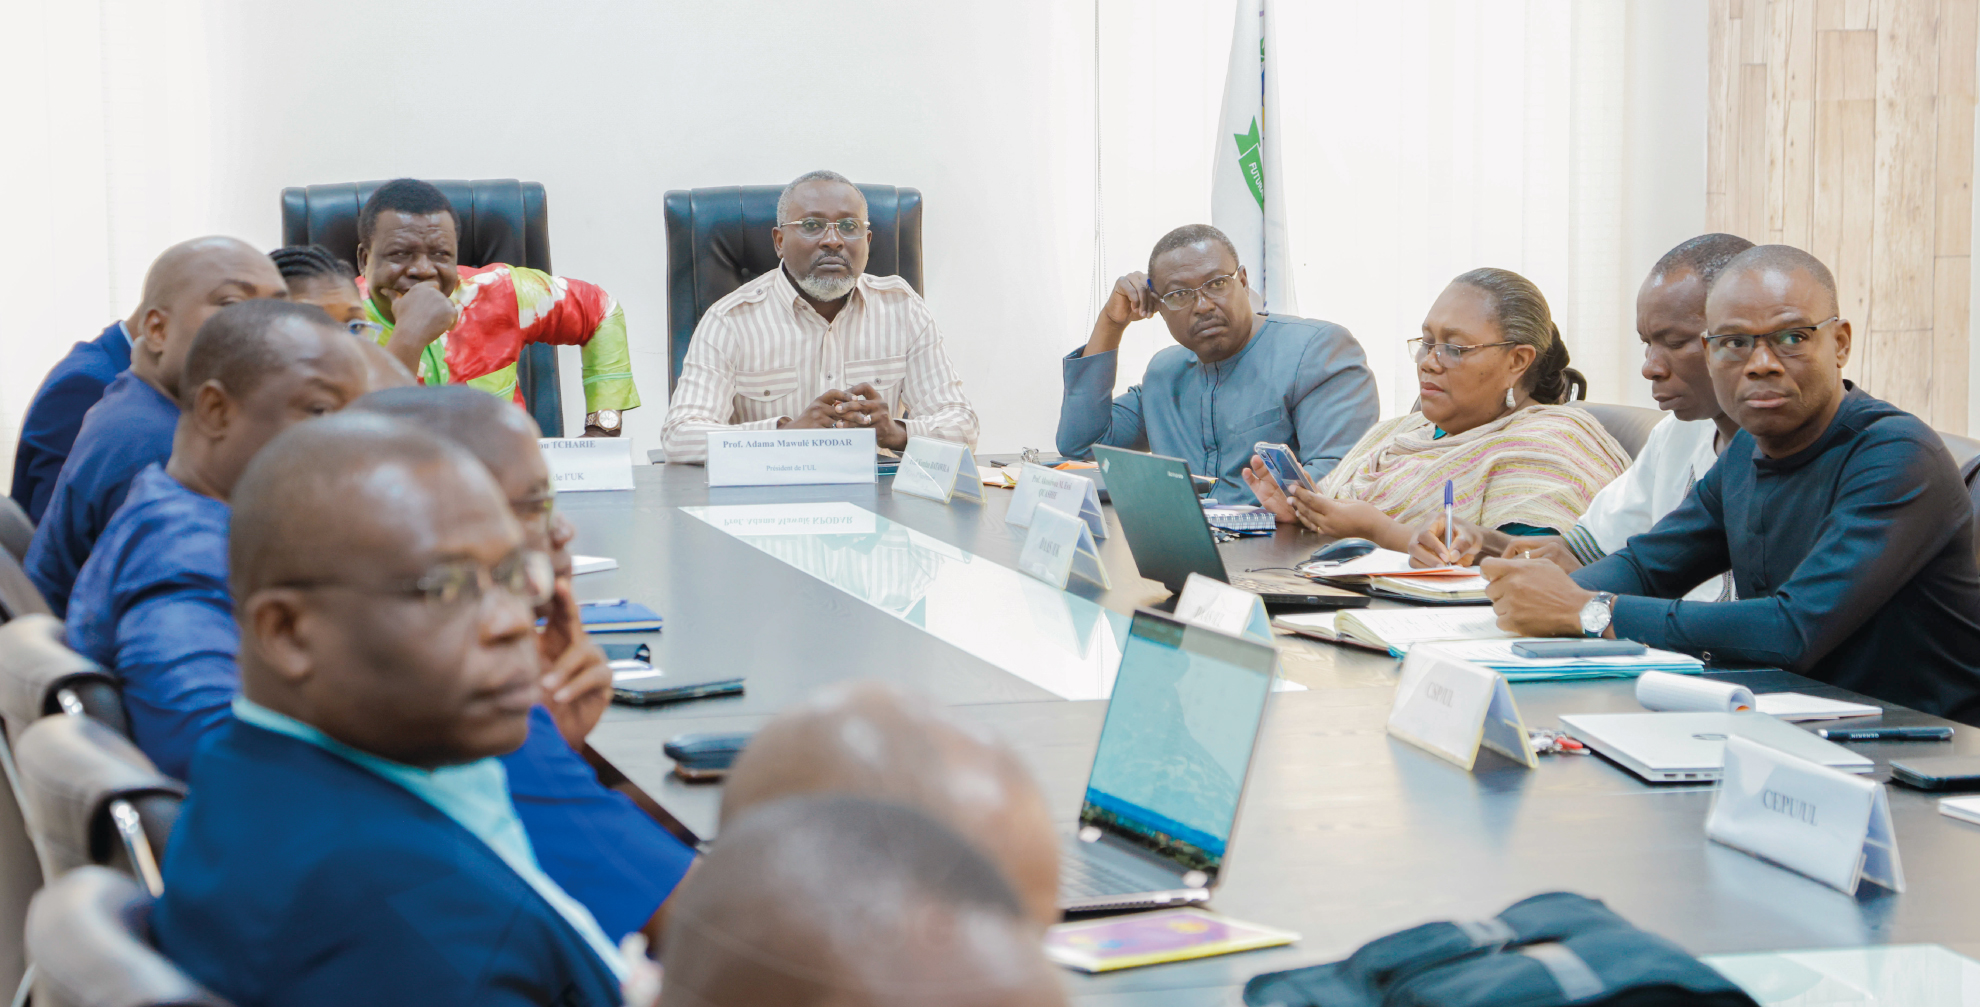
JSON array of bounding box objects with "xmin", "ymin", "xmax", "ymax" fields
[
  {"xmin": 1579, "ymin": 591, "xmax": 1618, "ymax": 638},
  {"xmin": 585, "ymin": 409, "xmax": 622, "ymax": 436}
]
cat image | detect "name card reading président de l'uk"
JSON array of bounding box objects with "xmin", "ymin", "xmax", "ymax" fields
[
  {"xmin": 540, "ymin": 438, "xmax": 635, "ymax": 492},
  {"xmin": 705, "ymin": 428, "xmax": 876, "ymax": 487}
]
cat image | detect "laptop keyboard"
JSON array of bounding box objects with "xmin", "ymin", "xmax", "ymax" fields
[{"xmin": 1060, "ymin": 847, "xmax": 1162, "ymax": 899}]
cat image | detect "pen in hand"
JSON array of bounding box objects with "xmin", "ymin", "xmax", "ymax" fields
[{"xmin": 1442, "ymin": 480, "xmax": 1455, "ymax": 560}]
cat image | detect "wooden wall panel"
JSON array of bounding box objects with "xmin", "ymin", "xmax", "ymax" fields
[{"xmin": 1707, "ymin": 0, "xmax": 1978, "ymax": 433}]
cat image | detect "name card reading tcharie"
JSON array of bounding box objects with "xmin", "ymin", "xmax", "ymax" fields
[
  {"xmin": 1174, "ymin": 573, "xmax": 1273, "ymax": 643},
  {"xmin": 1018, "ymin": 503, "xmax": 1110, "ymax": 591},
  {"xmin": 540, "ymin": 438, "xmax": 635, "ymax": 492},
  {"xmin": 892, "ymin": 436, "xmax": 984, "ymax": 505},
  {"xmin": 1006, "ymin": 463, "xmax": 1105, "ymax": 538},
  {"xmin": 1387, "ymin": 644, "xmax": 1537, "ymax": 772},
  {"xmin": 1706, "ymin": 734, "xmax": 1904, "ymax": 895},
  {"xmin": 706, "ymin": 428, "xmax": 876, "ymax": 487}
]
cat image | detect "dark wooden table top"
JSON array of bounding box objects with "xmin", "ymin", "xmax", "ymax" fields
[{"xmin": 570, "ymin": 463, "xmax": 1980, "ymax": 1004}]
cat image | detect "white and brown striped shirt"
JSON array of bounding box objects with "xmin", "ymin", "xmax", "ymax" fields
[{"xmin": 661, "ymin": 268, "xmax": 979, "ymax": 462}]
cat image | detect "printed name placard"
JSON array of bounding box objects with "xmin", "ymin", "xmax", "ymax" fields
[
  {"xmin": 1017, "ymin": 503, "xmax": 1111, "ymax": 590},
  {"xmin": 1006, "ymin": 463, "xmax": 1106, "ymax": 538},
  {"xmin": 706, "ymin": 428, "xmax": 876, "ymax": 487},
  {"xmin": 1706, "ymin": 734, "xmax": 1903, "ymax": 895},
  {"xmin": 1174, "ymin": 573, "xmax": 1273, "ymax": 643},
  {"xmin": 1386, "ymin": 644, "xmax": 1537, "ymax": 772},
  {"xmin": 540, "ymin": 438, "xmax": 635, "ymax": 492},
  {"xmin": 892, "ymin": 436, "xmax": 984, "ymax": 505}
]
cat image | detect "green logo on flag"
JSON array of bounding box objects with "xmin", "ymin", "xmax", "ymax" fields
[{"xmin": 1233, "ymin": 117, "xmax": 1265, "ymax": 209}]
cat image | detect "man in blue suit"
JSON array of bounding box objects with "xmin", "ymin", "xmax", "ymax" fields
[{"xmin": 154, "ymin": 414, "xmax": 623, "ymax": 1006}]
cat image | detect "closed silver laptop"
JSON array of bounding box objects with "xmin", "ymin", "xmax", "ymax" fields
[
  {"xmin": 1560, "ymin": 712, "xmax": 1874, "ymax": 783},
  {"xmin": 1059, "ymin": 609, "xmax": 1276, "ymax": 912}
]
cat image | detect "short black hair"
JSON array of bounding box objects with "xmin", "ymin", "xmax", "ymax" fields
[
  {"xmin": 357, "ymin": 178, "xmax": 459, "ymax": 249},
  {"xmin": 1650, "ymin": 233, "xmax": 1756, "ymax": 290},
  {"xmin": 1147, "ymin": 224, "xmax": 1241, "ymax": 279},
  {"xmin": 179, "ymin": 300, "xmax": 341, "ymax": 410},
  {"xmin": 776, "ymin": 170, "xmax": 865, "ymax": 225},
  {"xmin": 269, "ymin": 244, "xmax": 354, "ymax": 286}
]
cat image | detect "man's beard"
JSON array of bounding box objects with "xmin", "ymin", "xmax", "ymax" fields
[{"xmin": 795, "ymin": 269, "xmax": 858, "ymax": 302}]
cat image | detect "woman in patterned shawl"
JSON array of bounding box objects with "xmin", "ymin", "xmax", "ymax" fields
[{"xmin": 1248, "ymin": 267, "xmax": 1628, "ymax": 554}]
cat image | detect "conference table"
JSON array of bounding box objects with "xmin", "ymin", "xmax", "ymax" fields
[{"xmin": 568, "ymin": 461, "xmax": 1980, "ymax": 1005}]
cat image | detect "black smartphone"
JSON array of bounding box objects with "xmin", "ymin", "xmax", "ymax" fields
[
  {"xmin": 1890, "ymin": 754, "xmax": 1980, "ymax": 790},
  {"xmin": 1510, "ymin": 639, "xmax": 1647, "ymax": 659},
  {"xmin": 664, "ymin": 731, "xmax": 754, "ymax": 782},
  {"xmin": 611, "ymin": 672, "xmax": 745, "ymax": 707},
  {"xmin": 599, "ymin": 642, "xmax": 651, "ymax": 663}
]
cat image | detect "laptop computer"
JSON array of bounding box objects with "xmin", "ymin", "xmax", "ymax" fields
[
  {"xmin": 1092, "ymin": 445, "xmax": 1367, "ymax": 608},
  {"xmin": 1560, "ymin": 712, "xmax": 1874, "ymax": 783},
  {"xmin": 1060, "ymin": 609, "xmax": 1277, "ymax": 912}
]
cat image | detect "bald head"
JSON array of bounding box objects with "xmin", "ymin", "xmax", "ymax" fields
[
  {"xmin": 1710, "ymin": 244, "xmax": 1839, "ymax": 317},
  {"xmin": 720, "ymin": 681, "xmax": 1061, "ymax": 926},
  {"xmin": 130, "ymin": 236, "xmax": 288, "ymax": 398},
  {"xmin": 351, "ymin": 385, "xmax": 540, "ymax": 471},
  {"xmin": 663, "ymin": 795, "xmax": 1066, "ymax": 1007}
]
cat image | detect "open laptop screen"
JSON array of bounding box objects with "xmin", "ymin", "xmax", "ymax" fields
[{"xmin": 1080, "ymin": 611, "xmax": 1275, "ymax": 874}]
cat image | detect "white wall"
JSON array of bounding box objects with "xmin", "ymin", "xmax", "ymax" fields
[{"xmin": 2, "ymin": 0, "xmax": 1710, "ymax": 477}]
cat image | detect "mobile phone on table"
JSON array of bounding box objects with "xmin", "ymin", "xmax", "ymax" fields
[
  {"xmin": 1889, "ymin": 754, "xmax": 1980, "ymax": 790},
  {"xmin": 1510, "ymin": 639, "xmax": 1648, "ymax": 659},
  {"xmin": 1818, "ymin": 726, "xmax": 1954, "ymax": 743},
  {"xmin": 599, "ymin": 642, "xmax": 651, "ymax": 663},
  {"xmin": 610, "ymin": 670, "xmax": 745, "ymax": 706},
  {"xmin": 664, "ymin": 731, "xmax": 754, "ymax": 782},
  {"xmin": 1253, "ymin": 442, "xmax": 1316, "ymax": 493}
]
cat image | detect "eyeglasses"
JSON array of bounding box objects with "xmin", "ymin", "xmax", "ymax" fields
[
  {"xmin": 778, "ymin": 218, "xmax": 869, "ymax": 239},
  {"xmin": 1702, "ymin": 317, "xmax": 1838, "ymax": 364},
  {"xmin": 347, "ymin": 320, "xmax": 385, "ymax": 340},
  {"xmin": 281, "ymin": 548, "xmax": 555, "ymax": 612},
  {"xmin": 1150, "ymin": 273, "xmax": 1239, "ymax": 312},
  {"xmin": 1408, "ymin": 338, "xmax": 1520, "ymax": 366}
]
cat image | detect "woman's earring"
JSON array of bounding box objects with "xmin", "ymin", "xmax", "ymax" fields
[{"xmin": 1504, "ymin": 387, "xmax": 1516, "ymax": 409}]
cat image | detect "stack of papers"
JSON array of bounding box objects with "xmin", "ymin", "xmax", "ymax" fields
[
  {"xmin": 1299, "ymin": 548, "xmax": 1489, "ymax": 603},
  {"xmin": 1417, "ymin": 639, "xmax": 1704, "ymax": 681},
  {"xmin": 1274, "ymin": 606, "xmax": 1510, "ymax": 655},
  {"xmin": 1754, "ymin": 693, "xmax": 1882, "ymax": 721},
  {"xmin": 1942, "ymin": 796, "xmax": 1980, "ymax": 826}
]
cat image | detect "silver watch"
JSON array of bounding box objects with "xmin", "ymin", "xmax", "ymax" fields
[
  {"xmin": 1579, "ymin": 592, "xmax": 1618, "ymax": 638},
  {"xmin": 585, "ymin": 408, "xmax": 622, "ymax": 435}
]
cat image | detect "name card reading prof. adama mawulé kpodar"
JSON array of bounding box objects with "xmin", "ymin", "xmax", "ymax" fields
[{"xmin": 705, "ymin": 428, "xmax": 876, "ymax": 487}]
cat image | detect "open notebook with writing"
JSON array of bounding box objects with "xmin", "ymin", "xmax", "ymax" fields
[{"xmin": 1273, "ymin": 606, "xmax": 1509, "ymax": 654}]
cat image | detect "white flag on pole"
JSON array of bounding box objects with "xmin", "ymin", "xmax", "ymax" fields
[{"xmin": 1211, "ymin": 0, "xmax": 1296, "ymax": 315}]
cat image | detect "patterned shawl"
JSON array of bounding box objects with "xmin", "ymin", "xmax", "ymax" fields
[{"xmin": 1318, "ymin": 404, "xmax": 1629, "ymax": 534}]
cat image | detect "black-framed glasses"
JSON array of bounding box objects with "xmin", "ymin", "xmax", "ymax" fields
[
  {"xmin": 1150, "ymin": 273, "xmax": 1239, "ymax": 312},
  {"xmin": 778, "ymin": 218, "xmax": 869, "ymax": 239},
  {"xmin": 279, "ymin": 548, "xmax": 555, "ymax": 611},
  {"xmin": 1703, "ymin": 317, "xmax": 1838, "ymax": 364},
  {"xmin": 1408, "ymin": 338, "xmax": 1520, "ymax": 366}
]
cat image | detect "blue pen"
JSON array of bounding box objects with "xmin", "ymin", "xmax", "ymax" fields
[{"xmin": 1442, "ymin": 480, "xmax": 1455, "ymax": 556}]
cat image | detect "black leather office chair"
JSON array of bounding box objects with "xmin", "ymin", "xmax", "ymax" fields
[
  {"xmin": 26, "ymin": 866, "xmax": 230, "ymax": 1007},
  {"xmin": 663, "ymin": 184, "xmax": 923, "ymax": 393},
  {"xmin": 279, "ymin": 179, "xmax": 565, "ymax": 436},
  {"xmin": 1571, "ymin": 402, "xmax": 1664, "ymax": 461}
]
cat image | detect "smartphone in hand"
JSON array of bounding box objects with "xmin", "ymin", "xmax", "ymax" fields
[{"xmin": 1253, "ymin": 442, "xmax": 1316, "ymax": 493}]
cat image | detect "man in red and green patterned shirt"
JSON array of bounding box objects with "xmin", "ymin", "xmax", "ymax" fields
[{"xmin": 355, "ymin": 178, "xmax": 640, "ymax": 436}]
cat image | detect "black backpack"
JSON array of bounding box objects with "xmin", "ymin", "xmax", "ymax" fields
[{"xmin": 1243, "ymin": 892, "xmax": 1758, "ymax": 1007}]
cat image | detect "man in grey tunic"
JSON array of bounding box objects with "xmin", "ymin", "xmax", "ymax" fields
[{"xmin": 1057, "ymin": 224, "xmax": 1378, "ymax": 501}]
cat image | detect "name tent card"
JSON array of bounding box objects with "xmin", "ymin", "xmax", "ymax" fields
[
  {"xmin": 1386, "ymin": 644, "xmax": 1537, "ymax": 772},
  {"xmin": 1005, "ymin": 463, "xmax": 1106, "ymax": 538},
  {"xmin": 540, "ymin": 438, "xmax": 635, "ymax": 492},
  {"xmin": 1706, "ymin": 733, "xmax": 1904, "ymax": 895},
  {"xmin": 892, "ymin": 436, "xmax": 984, "ymax": 505},
  {"xmin": 1018, "ymin": 503, "xmax": 1110, "ymax": 591},
  {"xmin": 1174, "ymin": 573, "xmax": 1273, "ymax": 643},
  {"xmin": 706, "ymin": 428, "xmax": 876, "ymax": 487}
]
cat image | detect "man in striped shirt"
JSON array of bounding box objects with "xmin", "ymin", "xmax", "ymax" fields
[{"xmin": 661, "ymin": 170, "xmax": 978, "ymax": 463}]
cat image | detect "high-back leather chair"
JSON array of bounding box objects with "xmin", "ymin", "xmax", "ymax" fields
[
  {"xmin": 663, "ymin": 183, "xmax": 923, "ymax": 393},
  {"xmin": 1571, "ymin": 402, "xmax": 1664, "ymax": 461},
  {"xmin": 279, "ymin": 179, "xmax": 565, "ymax": 436},
  {"xmin": 1938, "ymin": 431, "xmax": 1980, "ymax": 564},
  {"xmin": 15, "ymin": 717, "xmax": 182, "ymax": 898},
  {"xmin": 26, "ymin": 866, "xmax": 230, "ymax": 1007}
]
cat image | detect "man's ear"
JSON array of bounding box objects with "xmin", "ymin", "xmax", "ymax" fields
[
  {"xmin": 354, "ymin": 238, "xmax": 371, "ymax": 276},
  {"xmin": 244, "ymin": 589, "xmax": 317, "ymax": 687},
  {"xmin": 1832, "ymin": 318, "xmax": 1853, "ymax": 370},
  {"xmin": 1236, "ymin": 265, "xmax": 1249, "ymax": 289},
  {"xmin": 139, "ymin": 306, "xmax": 170, "ymax": 355},
  {"xmin": 770, "ymin": 224, "xmax": 784, "ymax": 259},
  {"xmin": 188, "ymin": 380, "xmax": 235, "ymax": 440}
]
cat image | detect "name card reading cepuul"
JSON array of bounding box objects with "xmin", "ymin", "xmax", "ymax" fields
[
  {"xmin": 1006, "ymin": 463, "xmax": 1105, "ymax": 538},
  {"xmin": 1387, "ymin": 644, "xmax": 1537, "ymax": 772},
  {"xmin": 892, "ymin": 436, "xmax": 984, "ymax": 505},
  {"xmin": 540, "ymin": 437, "xmax": 635, "ymax": 492},
  {"xmin": 1706, "ymin": 733, "xmax": 1904, "ymax": 895},
  {"xmin": 705, "ymin": 428, "xmax": 876, "ymax": 487},
  {"xmin": 1018, "ymin": 503, "xmax": 1110, "ymax": 591}
]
